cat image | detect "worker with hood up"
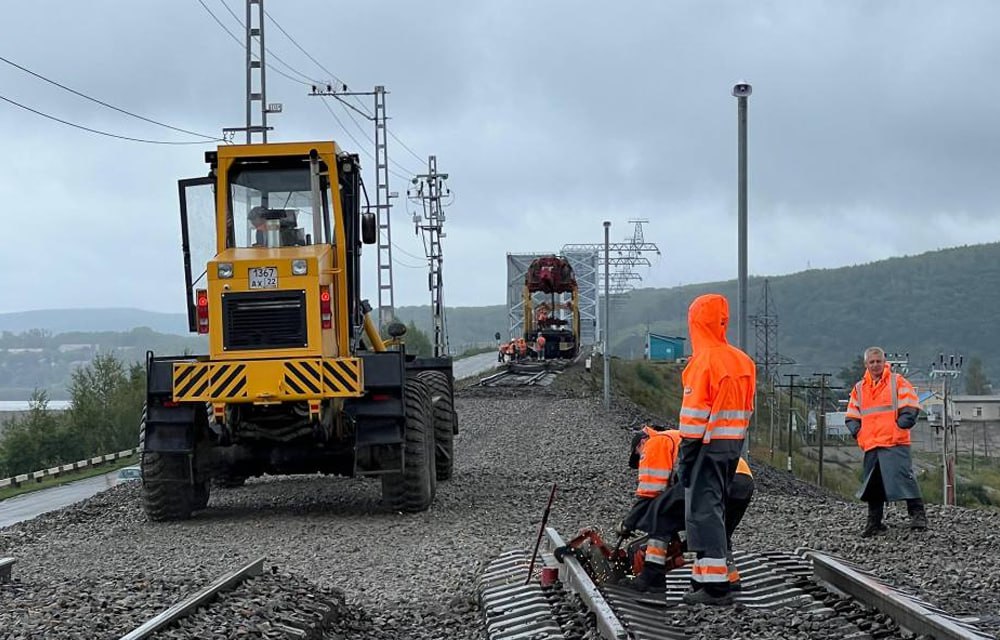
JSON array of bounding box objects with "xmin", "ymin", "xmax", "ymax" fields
[{"xmin": 676, "ymin": 294, "xmax": 756, "ymax": 606}]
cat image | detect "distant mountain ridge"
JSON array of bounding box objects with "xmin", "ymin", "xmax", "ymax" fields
[
  {"xmin": 0, "ymin": 308, "xmax": 189, "ymax": 335},
  {"xmin": 4, "ymin": 242, "xmax": 1000, "ymax": 385}
]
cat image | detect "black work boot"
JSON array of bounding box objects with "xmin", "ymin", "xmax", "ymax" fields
[
  {"xmin": 622, "ymin": 562, "xmax": 666, "ymax": 593},
  {"xmin": 683, "ymin": 585, "xmax": 733, "ymax": 606},
  {"xmin": 907, "ymin": 500, "xmax": 928, "ymax": 531},
  {"xmin": 861, "ymin": 502, "xmax": 888, "ymax": 538}
]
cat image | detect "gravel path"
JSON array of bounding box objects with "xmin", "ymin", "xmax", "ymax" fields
[{"xmin": 0, "ymin": 363, "xmax": 998, "ymax": 639}]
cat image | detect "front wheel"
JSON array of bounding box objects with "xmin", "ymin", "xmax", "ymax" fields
[{"xmin": 382, "ymin": 378, "xmax": 437, "ymax": 512}]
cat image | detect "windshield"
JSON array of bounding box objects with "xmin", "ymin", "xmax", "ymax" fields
[{"xmin": 227, "ymin": 163, "xmax": 330, "ymax": 248}]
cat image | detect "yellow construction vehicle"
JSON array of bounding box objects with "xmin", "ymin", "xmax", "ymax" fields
[{"xmin": 140, "ymin": 141, "xmax": 456, "ymax": 520}]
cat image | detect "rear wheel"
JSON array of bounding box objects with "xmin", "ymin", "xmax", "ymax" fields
[
  {"xmin": 382, "ymin": 378, "xmax": 437, "ymax": 512},
  {"xmin": 417, "ymin": 370, "xmax": 455, "ymax": 481},
  {"xmin": 140, "ymin": 403, "xmax": 196, "ymax": 521}
]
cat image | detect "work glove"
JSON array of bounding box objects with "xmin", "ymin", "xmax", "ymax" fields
[{"xmin": 896, "ymin": 408, "xmax": 917, "ymax": 430}]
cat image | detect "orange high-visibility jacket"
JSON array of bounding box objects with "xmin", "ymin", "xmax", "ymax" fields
[
  {"xmin": 845, "ymin": 365, "xmax": 920, "ymax": 452},
  {"xmin": 679, "ymin": 295, "xmax": 756, "ymax": 443},
  {"xmin": 636, "ymin": 426, "xmax": 682, "ymax": 497}
]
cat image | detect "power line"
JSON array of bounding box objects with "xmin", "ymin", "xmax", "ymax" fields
[
  {"xmin": 213, "ymin": 0, "xmax": 321, "ymax": 86},
  {"xmin": 0, "ymin": 93, "xmax": 218, "ymax": 145},
  {"xmin": 0, "ymin": 54, "xmax": 220, "ymax": 141},
  {"xmin": 195, "ymin": 0, "xmax": 315, "ymax": 87},
  {"xmin": 319, "ymin": 97, "xmax": 374, "ymax": 161}
]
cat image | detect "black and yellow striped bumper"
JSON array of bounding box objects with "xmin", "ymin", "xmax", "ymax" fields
[{"xmin": 172, "ymin": 358, "xmax": 363, "ymax": 402}]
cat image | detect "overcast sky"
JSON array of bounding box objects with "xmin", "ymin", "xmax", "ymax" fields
[{"xmin": 1, "ymin": 1, "xmax": 998, "ymax": 315}]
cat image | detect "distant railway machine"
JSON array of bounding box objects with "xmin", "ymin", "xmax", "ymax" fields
[{"xmin": 523, "ymin": 256, "xmax": 581, "ymax": 360}]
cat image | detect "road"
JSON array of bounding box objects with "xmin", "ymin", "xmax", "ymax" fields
[
  {"xmin": 452, "ymin": 351, "xmax": 499, "ymax": 380},
  {"xmin": 0, "ymin": 471, "xmax": 121, "ymax": 529}
]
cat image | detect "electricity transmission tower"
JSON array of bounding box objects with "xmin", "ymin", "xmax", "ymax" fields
[
  {"xmin": 409, "ymin": 156, "xmax": 452, "ymax": 357},
  {"xmin": 223, "ymin": 0, "xmax": 281, "ymax": 143},
  {"xmin": 309, "ymin": 84, "xmax": 397, "ymax": 326}
]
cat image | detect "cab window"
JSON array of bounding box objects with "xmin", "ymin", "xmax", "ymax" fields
[{"xmin": 227, "ymin": 162, "xmax": 330, "ymax": 248}]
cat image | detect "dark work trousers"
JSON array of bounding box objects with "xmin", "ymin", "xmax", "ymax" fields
[
  {"xmin": 725, "ymin": 473, "xmax": 754, "ymax": 549},
  {"xmin": 680, "ymin": 437, "xmax": 742, "ymax": 596},
  {"xmin": 862, "ymin": 460, "xmax": 925, "ymax": 523}
]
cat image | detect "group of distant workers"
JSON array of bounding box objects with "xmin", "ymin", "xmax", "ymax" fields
[
  {"xmin": 498, "ymin": 335, "xmax": 547, "ymax": 363},
  {"xmin": 617, "ymin": 293, "xmax": 928, "ymax": 607}
]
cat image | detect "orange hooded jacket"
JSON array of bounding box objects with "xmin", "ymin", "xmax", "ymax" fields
[{"xmin": 679, "ymin": 294, "xmax": 756, "ymax": 443}]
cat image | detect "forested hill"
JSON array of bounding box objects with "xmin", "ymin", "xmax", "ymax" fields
[{"xmin": 609, "ymin": 243, "xmax": 1000, "ymax": 382}]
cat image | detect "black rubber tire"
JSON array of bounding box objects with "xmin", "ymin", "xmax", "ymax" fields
[
  {"xmin": 140, "ymin": 403, "xmax": 195, "ymax": 522},
  {"xmin": 417, "ymin": 370, "xmax": 455, "ymax": 481},
  {"xmin": 382, "ymin": 378, "xmax": 437, "ymax": 512}
]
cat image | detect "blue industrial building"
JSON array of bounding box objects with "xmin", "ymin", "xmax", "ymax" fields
[{"xmin": 645, "ymin": 333, "xmax": 685, "ymax": 361}]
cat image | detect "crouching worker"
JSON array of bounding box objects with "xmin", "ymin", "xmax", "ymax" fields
[{"xmin": 617, "ymin": 424, "xmax": 684, "ymax": 592}]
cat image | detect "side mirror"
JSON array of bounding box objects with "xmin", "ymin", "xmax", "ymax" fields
[
  {"xmin": 387, "ymin": 322, "xmax": 407, "ymax": 338},
  {"xmin": 361, "ymin": 212, "xmax": 377, "ymax": 245}
]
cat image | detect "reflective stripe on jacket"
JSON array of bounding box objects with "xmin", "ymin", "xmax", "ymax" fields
[
  {"xmin": 636, "ymin": 426, "xmax": 681, "ymax": 497},
  {"xmin": 845, "ymin": 364, "xmax": 920, "ymax": 452},
  {"xmin": 679, "ymin": 295, "xmax": 756, "ymax": 444}
]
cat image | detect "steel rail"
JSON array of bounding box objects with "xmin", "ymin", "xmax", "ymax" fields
[
  {"xmin": 804, "ymin": 550, "xmax": 992, "ymax": 640},
  {"xmin": 545, "ymin": 527, "xmax": 628, "ymax": 640},
  {"xmin": 118, "ymin": 556, "xmax": 265, "ymax": 640},
  {"xmin": 0, "ymin": 557, "xmax": 14, "ymax": 583}
]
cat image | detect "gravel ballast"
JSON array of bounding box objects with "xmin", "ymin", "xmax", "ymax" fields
[{"xmin": 0, "ymin": 363, "xmax": 998, "ymax": 639}]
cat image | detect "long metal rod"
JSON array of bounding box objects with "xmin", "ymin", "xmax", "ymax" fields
[
  {"xmin": 737, "ymin": 94, "xmax": 748, "ymax": 353},
  {"xmin": 525, "ymin": 484, "xmax": 557, "ymax": 584},
  {"xmin": 545, "ymin": 527, "xmax": 627, "ymax": 640},
  {"xmin": 805, "ymin": 551, "xmax": 991, "ymax": 640},
  {"xmin": 118, "ymin": 556, "xmax": 265, "ymax": 640}
]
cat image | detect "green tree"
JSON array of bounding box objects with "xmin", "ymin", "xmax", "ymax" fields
[
  {"xmin": 0, "ymin": 390, "xmax": 69, "ymax": 476},
  {"xmin": 66, "ymin": 352, "xmax": 145, "ymax": 454},
  {"xmin": 404, "ymin": 322, "xmax": 433, "ymax": 357},
  {"xmin": 837, "ymin": 356, "xmax": 867, "ymax": 386},
  {"xmin": 965, "ymin": 357, "xmax": 993, "ymax": 395}
]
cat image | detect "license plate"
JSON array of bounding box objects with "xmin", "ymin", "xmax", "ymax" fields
[{"xmin": 249, "ymin": 266, "xmax": 278, "ymax": 289}]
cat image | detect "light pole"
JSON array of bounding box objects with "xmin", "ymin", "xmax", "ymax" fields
[
  {"xmin": 732, "ymin": 81, "xmax": 751, "ymax": 355},
  {"xmin": 930, "ymin": 353, "xmax": 963, "ymax": 507},
  {"xmin": 603, "ymin": 221, "xmax": 611, "ymax": 410}
]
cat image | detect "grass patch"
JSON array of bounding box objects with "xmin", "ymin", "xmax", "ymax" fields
[{"xmin": 0, "ymin": 454, "xmax": 139, "ymax": 501}]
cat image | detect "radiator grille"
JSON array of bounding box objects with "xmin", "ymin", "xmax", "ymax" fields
[{"xmin": 222, "ymin": 290, "xmax": 308, "ymax": 351}]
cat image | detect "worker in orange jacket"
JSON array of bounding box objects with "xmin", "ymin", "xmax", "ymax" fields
[
  {"xmin": 619, "ymin": 426, "xmax": 755, "ymax": 593},
  {"xmin": 846, "ymin": 346, "xmax": 927, "ymax": 536},
  {"xmin": 618, "ymin": 424, "xmax": 683, "ymax": 592},
  {"xmin": 676, "ymin": 294, "xmax": 755, "ymax": 606}
]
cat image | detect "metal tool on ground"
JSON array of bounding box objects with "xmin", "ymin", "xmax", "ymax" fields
[{"xmin": 525, "ymin": 483, "xmax": 558, "ymax": 584}]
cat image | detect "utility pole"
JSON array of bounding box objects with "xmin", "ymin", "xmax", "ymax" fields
[
  {"xmin": 750, "ymin": 279, "xmax": 793, "ymax": 461},
  {"xmin": 410, "ymin": 156, "xmax": 451, "ymax": 357},
  {"xmin": 309, "ymin": 84, "xmax": 397, "ymax": 326},
  {"xmin": 930, "ymin": 353, "xmax": 963, "ymax": 507},
  {"xmin": 603, "ymin": 221, "xmax": 611, "ymax": 410},
  {"xmin": 732, "ymin": 81, "xmax": 752, "ymax": 355},
  {"xmin": 223, "ymin": 0, "xmax": 280, "ymax": 143},
  {"xmin": 811, "ymin": 373, "xmax": 840, "ymax": 488},
  {"xmin": 776, "ymin": 373, "xmax": 799, "ymax": 473}
]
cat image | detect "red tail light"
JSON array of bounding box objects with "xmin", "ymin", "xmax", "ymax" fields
[
  {"xmin": 196, "ymin": 289, "xmax": 209, "ymax": 334},
  {"xmin": 320, "ymin": 286, "xmax": 332, "ymax": 329}
]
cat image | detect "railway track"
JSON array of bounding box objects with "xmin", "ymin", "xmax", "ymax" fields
[
  {"xmin": 478, "ymin": 527, "xmax": 994, "ymax": 640},
  {"xmin": 114, "ymin": 557, "xmax": 343, "ymax": 640},
  {"xmin": 477, "ymin": 361, "xmax": 569, "ymax": 388}
]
